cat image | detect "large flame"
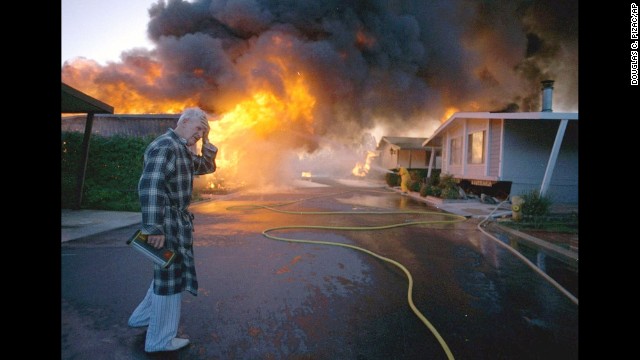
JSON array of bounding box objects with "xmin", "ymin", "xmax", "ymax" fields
[
  {"xmin": 351, "ymin": 150, "xmax": 379, "ymax": 177},
  {"xmin": 61, "ymin": 57, "xmax": 197, "ymax": 114},
  {"xmin": 205, "ymin": 69, "xmax": 316, "ymax": 187},
  {"xmin": 64, "ymin": 43, "xmax": 318, "ymax": 190}
]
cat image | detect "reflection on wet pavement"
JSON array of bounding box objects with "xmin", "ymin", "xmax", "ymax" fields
[
  {"xmin": 190, "ymin": 186, "xmax": 577, "ymax": 359},
  {"xmin": 62, "ymin": 184, "xmax": 578, "ymax": 359}
]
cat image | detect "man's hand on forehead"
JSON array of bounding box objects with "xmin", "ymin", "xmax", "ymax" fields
[
  {"xmin": 197, "ymin": 114, "xmax": 210, "ymax": 130},
  {"xmin": 198, "ymin": 115, "xmax": 210, "ymax": 145},
  {"xmin": 203, "ymin": 128, "xmax": 210, "ymax": 144}
]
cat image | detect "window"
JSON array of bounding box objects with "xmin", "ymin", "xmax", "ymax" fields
[
  {"xmin": 450, "ymin": 137, "xmax": 461, "ymax": 165},
  {"xmin": 467, "ymin": 131, "xmax": 485, "ymax": 164}
]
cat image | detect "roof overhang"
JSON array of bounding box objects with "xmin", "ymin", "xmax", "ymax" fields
[
  {"xmin": 379, "ymin": 136, "xmax": 428, "ymax": 150},
  {"xmin": 423, "ymin": 111, "xmax": 578, "ymax": 147},
  {"xmin": 61, "ymin": 82, "xmax": 114, "ymax": 114}
]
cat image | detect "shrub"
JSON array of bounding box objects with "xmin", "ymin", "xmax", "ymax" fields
[
  {"xmin": 61, "ymin": 132, "xmax": 154, "ymax": 211},
  {"xmin": 385, "ymin": 171, "xmax": 401, "ymax": 187},
  {"xmin": 426, "ymin": 169, "xmax": 441, "ymax": 186},
  {"xmin": 520, "ymin": 189, "xmax": 553, "ymax": 228},
  {"xmin": 409, "ymin": 169, "xmax": 429, "ymax": 182},
  {"xmin": 419, "ymin": 183, "xmax": 429, "ymax": 197},
  {"xmin": 442, "ymin": 188, "xmax": 460, "ymax": 199},
  {"xmin": 430, "ymin": 186, "xmax": 442, "ymax": 197},
  {"xmin": 409, "ymin": 180, "xmax": 421, "ymax": 192},
  {"xmin": 438, "ymin": 174, "xmax": 461, "ymax": 199},
  {"xmin": 420, "ymin": 183, "xmax": 442, "ymax": 197}
]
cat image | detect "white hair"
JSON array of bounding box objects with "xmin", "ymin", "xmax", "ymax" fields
[{"xmin": 177, "ymin": 107, "xmax": 209, "ymax": 128}]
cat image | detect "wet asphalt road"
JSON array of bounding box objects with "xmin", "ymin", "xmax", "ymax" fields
[{"xmin": 61, "ymin": 181, "xmax": 578, "ymax": 359}]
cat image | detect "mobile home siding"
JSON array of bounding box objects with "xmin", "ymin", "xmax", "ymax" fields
[
  {"xmin": 379, "ymin": 143, "xmax": 397, "ymax": 169},
  {"xmin": 409, "ymin": 149, "xmax": 428, "ymax": 168},
  {"xmin": 489, "ymin": 119, "xmax": 502, "ymax": 177},
  {"xmin": 544, "ymin": 120, "xmax": 578, "ymax": 202},
  {"xmin": 502, "ymin": 119, "xmax": 578, "ymax": 203},
  {"xmin": 397, "ymin": 150, "xmax": 426, "ymax": 168}
]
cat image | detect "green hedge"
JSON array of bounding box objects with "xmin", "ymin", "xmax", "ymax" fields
[
  {"xmin": 61, "ymin": 132, "xmax": 154, "ymax": 211},
  {"xmin": 385, "ymin": 171, "xmax": 400, "ymax": 187}
]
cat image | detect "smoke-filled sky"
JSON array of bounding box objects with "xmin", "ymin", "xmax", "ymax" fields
[{"xmin": 62, "ymin": 0, "xmax": 578, "ymax": 187}]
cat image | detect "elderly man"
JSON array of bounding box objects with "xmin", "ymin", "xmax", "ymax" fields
[{"xmin": 127, "ymin": 107, "xmax": 218, "ymax": 352}]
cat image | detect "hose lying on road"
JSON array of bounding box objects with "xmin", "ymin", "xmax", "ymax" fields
[
  {"xmin": 228, "ymin": 190, "xmax": 465, "ymax": 360},
  {"xmin": 476, "ymin": 201, "xmax": 579, "ymax": 306}
]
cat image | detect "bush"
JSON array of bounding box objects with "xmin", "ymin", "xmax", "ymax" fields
[
  {"xmin": 385, "ymin": 171, "xmax": 401, "ymax": 187},
  {"xmin": 426, "ymin": 169, "xmax": 441, "ymax": 186},
  {"xmin": 387, "ymin": 168, "xmax": 453, "ymax": 198},
  {"xmin": 419, "ymin": 183, "xmax": 429, "ymax": 197},
  {"xmin": 430, "ymin": 186, "xmax": 442, "ymax": 197},
  {"xmin": 520, "ymin": 189, "xmax": 553, "ymax": 228},
  {"xmin": 409, "ymin": 169, "xmax": 429, "ymax": 182},
  {"xmin": 419, "ymin": 183, "xmax": 441, "ymax": 197},
  {"xmin": 409, "ymin": 180, "xmax": 421, "ymax": 192},
  {"xmin": 441, "ymin": 188, "xmax": 460, "ymax": 199},
  {"xmin": 438, "ymin": 174, "xmax": 461, "ymax": 199},
  {"xmin": 61, "ymin": 132, "xmax": 155, "ymax": 211}
]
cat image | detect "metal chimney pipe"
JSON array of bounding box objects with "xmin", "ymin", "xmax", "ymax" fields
[{"xmin": 541, "ymin": 80, "xmax": 554, "ymax": 112}]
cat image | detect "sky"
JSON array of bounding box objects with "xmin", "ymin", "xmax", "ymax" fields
[
  {"xmin": 61, "ymin": 0, "xmax": 578, "ymax": 186},
  {"xmin": 61, "ymin": 0, "xmax": 156, "ymax": 66}
]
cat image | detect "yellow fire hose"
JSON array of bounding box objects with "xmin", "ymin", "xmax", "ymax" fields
[
  {"xmin": 477, "ymin": 200, "xmax": 579, "ymax": 306},
  {"xmin": 228, "ymin": 190, "xmax": 466, "ymax": 360}
]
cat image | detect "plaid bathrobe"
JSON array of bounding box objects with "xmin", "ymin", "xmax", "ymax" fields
[{"xmin": 138, "ymin": 128, "xmax": 217, "ymax": 296}]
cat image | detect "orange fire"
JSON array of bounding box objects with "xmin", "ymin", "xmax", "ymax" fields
[
  {"xmin": 62, "ymin": 57, "xmax": 198, "ymax": 114},
  {"xmin": 202, "ymin": 69, "xmax": 316, "ymax": 186},
  {"xmin": 355, "ymin": 29, "xmax": 376, "ymax": 49},
  {"xmin": 351, "ymin": 150, "xmax": 378, "ymax": 177},
  {"xmin": 441, "ymin": 106, "xmax": 459, "ymax": 123},
  {"xmin": 62, "ymin": 34, "xmax": 318, "ymax": 189}
]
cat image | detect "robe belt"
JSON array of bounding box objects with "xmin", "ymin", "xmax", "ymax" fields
[{"xmin": 170, "ymin": 206, "xmax": 195, "ymax": 231}]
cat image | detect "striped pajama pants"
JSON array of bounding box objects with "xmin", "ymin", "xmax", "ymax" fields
[{"xmin": 128, "ymin": 281, "xmax": 183, "ymax": 352}]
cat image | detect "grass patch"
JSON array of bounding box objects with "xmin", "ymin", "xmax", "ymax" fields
[{"xmin": 500, "ymin": 212, "xmax": 578, "ymax": 234}]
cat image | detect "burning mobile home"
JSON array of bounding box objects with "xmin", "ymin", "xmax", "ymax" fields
[{"xmin": 422, "ymin": 80, "xmax": 578, "ymax": 203}]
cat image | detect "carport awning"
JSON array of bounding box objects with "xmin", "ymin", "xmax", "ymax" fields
[
  {"xmin": 62, "ymin": 82, "xmax": 114, "ymax": 114},
  {"xmin": 61, "ymin": 82, "xmax": 114, "ymax": 209}
]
